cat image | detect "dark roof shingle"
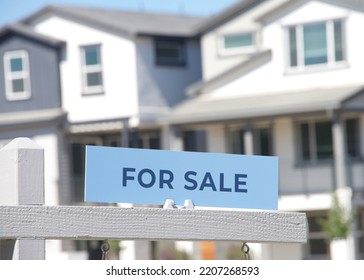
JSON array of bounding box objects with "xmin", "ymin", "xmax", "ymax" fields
[
  {"xmin": 0, "ymin": 23, "xmax": 65, "ymax": 47},
  {"xmin": 23, "ymin": 5, "xmax": 206, "ymax": 37}
]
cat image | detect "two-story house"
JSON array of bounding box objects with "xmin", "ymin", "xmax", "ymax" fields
[
  {"xmin": 0, "ymin": 23, "xmax": 66, "ymax": 206},
  {"xmin": 166, "ymin": 0, "xmax": 364, "ymax": 259},
  {"xmin": 4, "ymin": 0, "xmax": 364, "ymax": 260},
  {"xmin": 0, "ymin": 5, "xmax": 204, "ymax": 259}
]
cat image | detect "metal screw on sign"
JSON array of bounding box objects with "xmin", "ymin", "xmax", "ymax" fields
[
  {"xmin": 101, "ymin": 240, "xmax": 110, "ymax": 260},
  {"xmin": 241, "ymin": 242, "xmax": 250, "ymax": 260}
]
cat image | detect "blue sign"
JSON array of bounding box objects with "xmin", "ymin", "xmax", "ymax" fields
[{"xmin": 85, "ymin": 146, "xmax": 278, "ymax": 210}]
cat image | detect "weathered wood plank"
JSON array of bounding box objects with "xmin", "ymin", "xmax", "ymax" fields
[
  {"xmin": 0, "ymin": 138, "xmax": 45, "ymax": 260},
  {"xmin": 0, "ymin": 205, "xmax": 307, "ymax": 243}
]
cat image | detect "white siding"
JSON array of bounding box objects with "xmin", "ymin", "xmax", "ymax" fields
[
  {"xmin": 212, "ymin": 1, "xmax": 364, "ymax": 98},
  {"xmin": 33, "ymin": 16, "xmax": 139, "ymax": 123},
  {"xmin": 201, "ymin": 0, "xmax": 287, "ymax": 80},
  {"xmin": 135, "ymin": 36, "xmax": 201, "ymax": 122}
]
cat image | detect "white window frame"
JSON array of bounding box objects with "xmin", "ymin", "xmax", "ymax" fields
[
  {"xmin": 285, "ymin": 18, "xmax": 347, "ymax": 73},
  {"xmin": 218, "ymin": 31, "xmax": 256, "ymax": 56},
  {"xmin": 80, "ymin": 45, "xmax": 103, "ymax": 95},
  {"xmin": 3, "ymin": 50, "xmax": 31, "ymax": 101}
]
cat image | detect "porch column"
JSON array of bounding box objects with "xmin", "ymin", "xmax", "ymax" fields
[
  {"xmin": 121, "ymin": 119, "xmax": 129, "ymax": 147},
  {"xmin": 162, "ymin": 124, "xmax": 183, "ymax": 151},
  {"xmin": 244, "ymin": 121, "xmax": 254, "ymax": 155},
  {"xmin": 331, "ymin": 112, "xmax": 354, "ymax": 259},
  {"xmin": 332, "ymin": 112, "xmax": 347, "ymax": 189}
]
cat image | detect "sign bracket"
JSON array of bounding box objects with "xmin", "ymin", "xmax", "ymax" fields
[{"xmin": 163, "ymin": 199, "xmax": 194, "ymax": 209}]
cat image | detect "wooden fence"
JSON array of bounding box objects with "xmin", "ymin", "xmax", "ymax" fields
[{"xmin": 0, "ymin": 138, "xmax": 307, "ymax": 259}]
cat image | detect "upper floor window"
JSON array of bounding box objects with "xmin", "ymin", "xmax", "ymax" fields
[
  {"xmin": 3, "ymin": 50, "xmax": 31, "ymax": 101},
  {"xmin": 220, "ymin": 32, "xmax": 255, "ymax": 55},
  {"xmin": 81, "ymin": 45, "xmax": 103, "ymax": 95},
  {"xmin": 287, "ymin": 19, "xmax": 345, "ymax": 70},
  {"xmin": 155, "ymin": 38, "xmax": 186, "ymax": 66}
]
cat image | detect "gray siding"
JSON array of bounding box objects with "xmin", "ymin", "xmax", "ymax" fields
[
  {"xmin": 0, "ymin": 34, "xmax": 61, "ymax": 113},
  {"xmin": 136, "ymin": 36, "xmax": 202, "ymax": 122}
]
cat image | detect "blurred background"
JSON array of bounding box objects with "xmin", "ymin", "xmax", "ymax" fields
[{"xmin": 0, "ymin": 0, "xmax": 364, "ymax": 260}]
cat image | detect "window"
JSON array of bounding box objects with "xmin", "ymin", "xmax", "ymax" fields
[
  {"xmin": 81, "ymin": 45, "xmax": 103, "ymax": 94},
  {"xmin": 155, "ymin": 38, "xmax": 186, "ymax": 66},
  {"xmin": 227, "ymin": 126, "xmax": 273, "ymax": 156},
  {"xmin": 305, "ymin": 211, "xmax": 329, "ymax": 259},
  {"xmin": 297, "ymin": 118, "xmax": 360, "ymax": 163},
  {"xmin": 228, "ymin": 128, "xmax": 245, "ymax": 154},
  {"xmin": 70, "ymin": 138, "xmax": 102, "ymax": 203},
  {"xmin": 287, "ymin": 19, "xmax": 345, "ymax": 69},
  {"xmin": 183, "ymin": 130, "xmax": 206, "ymax": 152},
  {"xmin": 299, "ymin": 121, "xmax": 334, "ymax": 161},
  {"xmin": 3, "ymin": 50, "xmax": 31, "ymax": 100},
  {"xmin": 129, "ymin": 131, "xmax": 161, "ymax": 149},
  {"xmin": 345, "ymin": 118, "xmax": 360, "ymax": 159},
  {"xmin": 219, "ymin": 32, "xmax": 255, "ymax": 55},
  {"xmin": 253, "ymin": 127, "xmax": 273, "ymax": 156},
  {"xmin": 357, "ymin": 209, "xmax": 364, "ymax": 258}
]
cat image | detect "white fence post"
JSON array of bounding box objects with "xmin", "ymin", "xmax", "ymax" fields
[{"xmin": 0, "ymin": 138, "xmax": 45, "ymax": 260}]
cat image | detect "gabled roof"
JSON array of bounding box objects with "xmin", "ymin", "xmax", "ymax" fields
[
  {"xmin": 22, "ymin": 5, "xmax": 205, "ymax": 38},
  {"xmin": 167, "ymin": 86, "xmax": 364, "ymax": 125},
  {"xmin": 256, "ymin": 0, "xmax": 364, "ymax": 24},
  {"xmin": 0, "ymin": 23, "xmax": 65, "ymax": 47},
  {"xmin": 195, "ymin": 0, "xmax": 364, "ymax": 34},
  {"xmin": 194, "ymin": 0, "xmax": 265, "ymax": 34}
]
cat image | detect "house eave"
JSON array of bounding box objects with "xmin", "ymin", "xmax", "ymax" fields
[{"xmin": 166, "ymin": 86, "xmax": 364, "ymax": 125}]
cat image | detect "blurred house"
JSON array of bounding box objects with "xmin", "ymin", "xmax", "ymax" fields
[
  {"xmin": 166, "ymin": 0, "xmax": 364, "ymax": 259},
  {"xmin": 0, "ymin": 5, "xmax": 203, "ymax": 259},
  {"xmin": 2, "ymin": 0, "xmax": 364, "ymax": 260}
]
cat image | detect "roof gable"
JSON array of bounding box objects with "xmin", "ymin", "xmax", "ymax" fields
[
  {"xmin": 22, "ymin": 5, "xmax": 205, "ymax": 38},
  {"xmin": 256, "ymin": 0, "xmax": 364, "ymax": 24},
  {"xmin": 187, "ymin": 50, "xmax": 272, "ymax": 96},
  {"xmin": 0, "ymin": 23, "xmax": 65, "ymax": 48},
  {"xmin": 194, "ymin": 0, "xmax": 364, "ymax": 35},
  {"xmin": 195, "ymin": 0, "xmax": 265, "ymax": 34}
]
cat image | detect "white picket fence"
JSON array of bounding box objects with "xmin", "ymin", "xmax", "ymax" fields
[{"xmin": 0, "ymin": 138, "xmax": 307, "ymax": 260}]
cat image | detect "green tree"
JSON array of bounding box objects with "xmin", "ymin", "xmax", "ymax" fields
[{"xmin": 319, "ymin": 193, "xmax": 352, "ymax": 242}]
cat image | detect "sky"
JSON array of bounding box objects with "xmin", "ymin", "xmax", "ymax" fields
[{"xmin": 0, "ymin": 0, "xmax": 241, "ymax": 27}]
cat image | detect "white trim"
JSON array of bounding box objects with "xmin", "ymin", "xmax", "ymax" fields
[
  {"xmin": 3, "ymin": 50, "xmax": 31, "ymax": 101},
  {"xmin": 327, "ymin": 20, "xmax": 335, "ymax": 66}
]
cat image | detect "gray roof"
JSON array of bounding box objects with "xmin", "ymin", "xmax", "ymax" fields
[
  {"xmin": 257, "ymin": 0, "xmax": 364, "ymax": 24},
  {"xmin": 166, "ymin": 86, "xmax": 364, "ymax": 125},
  {"xmin": 195, "ymin": 0, "xmax": 264, "ymax": 34},
  {"xmin": 0, "ymin": 23, "xmax": 65, "ymax": 47},
  {"xmin": 196, "ymin": 0, "xmax": 364, "ymax": 34},
  {"xmin": 22, "ymin": 5, "xmax": 205, "ymax": 37}
]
